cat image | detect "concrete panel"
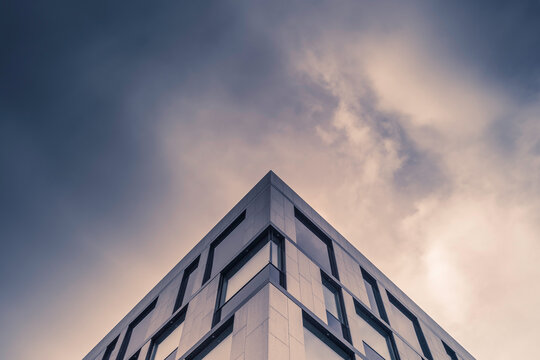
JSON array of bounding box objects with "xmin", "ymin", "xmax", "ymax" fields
[
  {"xmin": 333, "ymin": 244, "xmax": 370, "ymax": 307},
  {"xmin": 146, "ymin": 275, "xmax": 183, "ymax": 339},
  {"xmin": 422, "ymin": 324, "xmax": 448, "ymax": 360},
  {"xmin": 270, "ymin": 186, "xmax": 286, "ymax": 232},
  {"xmin": 269, "ymin": 304, "xmax": 289, "ymax": 346},
  {"xmin": 285, "ymin": 243, "xmax": 327, "ymax": 324},
  {"xmin": 241, "ymin": 184, "xmax": 271, "ymax": 248},
  {"xmin": 229, "ymin": 285, "xmax": 271, "ymax": 360},
  {"xmin": 137, "ymin": 341, "xmax": 151, "ymax": 360},
  {"xmin": 342, "ymin": 293, "xmax": 361, "ymax": 352},
  {"xmin": 109, "ymin": 327, "xmax": 128, "ymax": 360},
  {"xmin": 286, "ymin": 298, "xmax": 307, "ymax": 360},
  {"xmin": 268, "ymin": 334, "xmax": 289, "ymax": 360},
  {"xmin": 177, "ymin": 277, "xmax": 219, "ymax": 357},
  {"xmin": 245, "ymin": 320, "xmax": 269, "ymax": 360},
  {"xmin": 394, "ymin": 337, "xmax": 423, "ymax": 360},
  {"xmin": 287, "ymin": 298, "xmax": 304, "ymax": 344}
]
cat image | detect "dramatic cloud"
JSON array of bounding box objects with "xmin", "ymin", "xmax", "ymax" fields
[{"xmin": 2, "ymin": 1, "xmax": 539, "ymax": 359}]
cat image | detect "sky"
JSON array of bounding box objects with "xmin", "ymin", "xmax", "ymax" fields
[{"xmin": 1, "ymin": 1, "xmax": 540, "ymax": 359}]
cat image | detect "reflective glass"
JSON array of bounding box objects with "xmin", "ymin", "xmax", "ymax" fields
[
  {"xmin": 270, "ymin": 241, "xmax": 279, "ymax": 268},
  {"xmin": 389, "ymin": 303, "xmax": 422, "ymax": 353},
  {"xmin": 213, "ymin": 225, "xmax": 243, "ymax": 277},
  {"xmin": 295, "ymin": 218, "xmax": 332, "ymax": 273},
  {"xmin": 323, "ymin": 283, "xmax": 340, "ymax": 320},
  {"xmin": 125, "ymin": 310, "xmax": 154, "ymax": 357},
  {"xmin": 151, "ymin": 322, "xmax": 184, "ymax": 360},
  {"xmin": 364, "ymin": 278, "xmax": 380, "ymax": 317},
  {"xmin": 102, "ymin": 337, "xmax": 117, "ymax": 360},
  {"xmin": 225, "ymin": 243, "xmax": 270, "ymax": 302},
  {"xmin": 353, "ymin": 313, "xmax": 392, "ymax": 360},
  {"xmin": 200, "ymin": 333, "xmax": 232, "ymax": 360},
  {"xmin": 304, "ymin": 325, "xmax": 348, "ymax": 360},
  {"xmin": 443, "ymin": 342, "xmax": 458, "ymax": 360},
  {"xmin": 394, "ymin": 337, "xmax": 422, "ymax": 360},
  {"xmin": 181, "ymin": 270, "xmax": 197, "ymax": 307}
]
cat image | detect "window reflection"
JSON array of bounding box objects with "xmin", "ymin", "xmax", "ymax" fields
[
  {"xmin": 199, "ymin": 333, "xmax": 231, "ymax": 360},
  {"xmin": 203, "ymin": 211, "xmax": 246, "ymax": 283},
  {"xmin": 224, "ymin": 242, "xmax": 271, "ymax": 302},
  {"xmin": 102, "ymin": 336, "xmax": 118, "ymax": 360},
  {"xmin": 364, "ymin": 278, "xmax": 379, "ymax": 316},
  {"xmin": 303, "ymin": 320, "xmax": 350, "ymax": 360},
  {"xmin": 295, "ymin": 217, "xmax": 332, "ymax": 273},
  {"xmin": 387, "ymin": 293, "xmax": 432, "ymax": 360},
  {"xmin": 353, "ymin": 304, "xmax": 394, "ymax": 360},
  {"xmin": 323, "ymin": 281, "xmax": 341, "ymax": 320},
  {"xmin": 190, "ymin": 325, "xmax": 233, "ymax": 360},
  {"xmin": 118, "ymin": 299, "xmax": 158, "ymax": 360},
  {"xmin": 320, "ymin": 275, "xmax": 350, "ymax": 341},
  {"xmin": 443, "ymin": 342, "xmax": 458, "ymax": 360},
  {"xmin": 150, "ymin": 322, "xmax": 184, "ymax": 360},
  {"xmin": 361, "ymin": 268, "xmax": 387, "ymax": 322},
  {"xmin": 174, "ymin": 257, "xmax": 199, "ymax": 312}
]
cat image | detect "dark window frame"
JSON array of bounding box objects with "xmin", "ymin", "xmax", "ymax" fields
[
  {"xmin": 116, "ymin": 298, "xmax": 158, "ymax": 360},
  {"xmin": 302, "ymin": 311, "xmax": 354, "ymax": 360},
  {"xmin": 321, "ymin": 272, "xmax": 351, "ymax": 342},
  {"xmin": 202, "ymin": 210, "xmax": 246, "ymax": 284},
  {"xmin": 185, "ymin": 318, "xmax": 234, "ymax": 360},
  {"xmin": 213, "ymin": 227, "xmax": 285, "ymax": 325},
  {"xmin": 387, "ymin": 292, "xmax": 433, "ymax": 360},
  {"xmin": 103, "ymin": 336, "xmax": 119, "ymax": 360},
  {"xmin": 442, "ymin": 341, "xmax": 459, "ymax": 360},
  {"xmin": 127, "ymin": 351, "xmax": 140, "ymax": 360},
  {"xmin": 360, "ymin": 268, "xmax": 388, "ymax": 323},
  {"xmin": 294, "ymin": 208, "xmax": 340, "ymax": 279},
  {"xmin": 353, "ymin": 299, "xmax": 399, "ymax": 360},
  {"xmin": 173, "ymin": 256, "xmax": 200, "ymax": 312},
  {"xmin": 146, "ymin": 309, "xmax": 187, "ymax": 360}
]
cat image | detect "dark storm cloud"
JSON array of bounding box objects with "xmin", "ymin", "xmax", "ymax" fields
[
  {"xmin": 427, "ymin": 0, "xmax": 540, "ymax": 96},
  {"xmin": 1, "ymin": 0, "xmax": 178, "ymax": 298},
  {"xmin": 0, "ymin": 0, "xmax": 465, "ymax": 306},
  {"xmin": 0, "ymin": 0, "xmax": 340, "ymax": 334},
  {"xmin": 2, "ymin": 1, "xmax": 540, "ymax": 359}
]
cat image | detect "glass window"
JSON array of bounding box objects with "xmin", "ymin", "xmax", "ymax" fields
[
  {"xmin": 224, "ymin": 242, "xmax": 271, "ymax": 302},
  {"xmin": 212, "ymin": 226, "xmax": 243, "ymax": 275},
  {"xmin": 443, "ymin": 342, "xmax": 458, "ymax": 360},
  {"xmin": 387, "ymin": 294, "xmax": 431, "ymax": 360},
  {"xmin": 295, "ymin": 216, "xmax": 333, "ymax": 274},
  {"xmin": 303, "ymin": 321, "xmax": 350, "ymax": 360},
  {"xmin": 119, "ymin": 299, "xmax": 158, "ymax": 359},
  {"xmin": 389, "ymin": 305, "xmax": 421, "ymax": 351},
  {"xmin": 270, "ymin": 241, "xmax": 280, "ymax": 268},
  {"xmin": 323, "ymin": 281, "xmax": 341, "ymax": 320},
  {"xmin": 394, "ymin": 337, "xmax": 422, "ymax": 360},
  {"xmin": 353, "ymin": 304, "xmax": 394, "ymax": 360},
  {"xmin": 321, "ymin": 275, "xmax": 350, "ymax": 341},
  {"xmin": 364, "ymin": 279, "xmax": 379, "ymax": 315},
  {"xmin": 174, "ymin": 257, "xmax": 199, "ymax": 311},
  {"xmin": 102, "ymin": 336, "xmax": 118, "ymax": 360},
  {"xmin": 361, "ymin": 269, "xmax": 387, "ymax": 322},
  {"xmin": 203, "ymin": 211, "xmax": 246, "ymax": 283},
  {"xmin": 199, "ymin": 333, "xmax": 231, "ymax": 360},
  {"xmin": 125, "ymin": 314, "xmax": 152, "ymax": 357},
  {"xmin": 150, "ymin": 322, "xmax": 184, "ymax": 360},
  {"xmin": 190, "ymin": 326, "xmax": 233, "ymax": 360}
]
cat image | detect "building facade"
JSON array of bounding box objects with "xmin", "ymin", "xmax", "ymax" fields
[{"xmin": 84, "ymin": 171, "xmax": 475, "ymax": 360}]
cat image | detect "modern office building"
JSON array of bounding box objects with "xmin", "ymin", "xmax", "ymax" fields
[{"xmin": 84, "ymin": 171, "xmax": 475, "ymax": 360}]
